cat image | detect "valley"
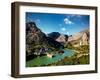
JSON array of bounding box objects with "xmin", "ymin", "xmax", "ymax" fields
[{"xmin": 26, "ymin": 22, "xmax": 89, "ymax": 67}]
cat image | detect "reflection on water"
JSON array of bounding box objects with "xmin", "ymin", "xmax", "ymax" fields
[{"xmin": 26, "ymin": 49, "xmax": 75, "ymax": 67}]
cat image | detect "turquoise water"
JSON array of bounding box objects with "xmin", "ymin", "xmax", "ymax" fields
[{"xmin": 26, "ymin": 49, "xmax": 75, "ymax": 67}]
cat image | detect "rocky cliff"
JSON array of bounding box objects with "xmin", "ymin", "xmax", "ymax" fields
[
  {"xmin": 26, "ymin": 21, "xmax": 89, "ymax": 57},
  {"xmin": 68, "ymin": 29, "xmax": 89, "ymax": 46},
  {"xmin": 48, "ymin": 32, "xmax": 68, "ymax": 44},
  {"xmin": 26, "ymin": 22, "xmax": 63, "ymax": 56}
]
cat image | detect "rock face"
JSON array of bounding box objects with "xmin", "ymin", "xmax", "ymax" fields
[
  {"xmin": 81, "ymin": 32, "xmax": 89, "ymax": 45},
  {"xmin": 47, "ymin": 32, "xmax": 60, "ymax": 40},
  {"xmin": 56, "ymin": 34, "xmax": 68, "ymax": 44},
  {"xmin": 26, "ymin": 22, "xmax": 46, "ymax": 45},
  {"xmin": 26, "ymin": 21, "xmax": 89, "ymax": 57},
  {"xmin": 47, "ymin": 29, "xmax": 89, "ymax": 47},
  {"xmin": 68, "ymin": 29, "xmax": 89, "ymax": 47},
  {"xmin": 48, "ymin": 32, "xmax": 68, "ymax": 44},
  {"xmin": 26, "ymin": 22, "xmax": 63, "ymax": 56}
]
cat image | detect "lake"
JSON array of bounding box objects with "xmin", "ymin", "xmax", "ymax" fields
[{"xmin": 26, "ymin": 49, "xmax": 75, "ymax": 67}]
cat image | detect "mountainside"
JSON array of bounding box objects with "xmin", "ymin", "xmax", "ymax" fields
[
  {"xmin": 47, "ymin": 28, "xmax": 89, "ymax": 47},
  {"xmin": 48, "ymin": 32, "xmax": 68, "ymax": 44},
  {"xmin": 26, "ymin": 21, "xmax": 89, "ymax": 57},
  {"xmin": 68, "ymin": 29, "xmax": 89, "ymax": 46},
  {"xmin": 47, "ymin": 32, "xmax": 61, "ymax": 40},
  {"xmin": 26, "ymin": 22, "xmax": 63, "ymax": 56}
]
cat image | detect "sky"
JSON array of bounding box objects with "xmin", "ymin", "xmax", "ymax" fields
[{"xmin": 26, "ymin": 12, "xmax": 89, "ymax": 35}]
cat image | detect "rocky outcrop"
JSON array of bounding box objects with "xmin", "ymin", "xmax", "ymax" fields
[
  {"xmin": 48, "ymin": 32, "xmax": 68, "ymax": 44},
  {"xmin": 26, "ymin": 21, "xmax": 89, "ymax": 57},
  {"xmin": 47, "ymin": 32, "xmax": 60, "ymax": 40},
  {"xmin": 81, "ymin": 32, "xmax": 89, "ymax": 45},
  {"xmin": 56, "ymin": 34, "xmax": 68, "ymax": 44},
  {"xmin": 68, "ymin": 29, "xmax": 89, "ymax": 46},
  {"xmin": 26, "ymin": 22, "xmax": 63, "ymax": 56}
]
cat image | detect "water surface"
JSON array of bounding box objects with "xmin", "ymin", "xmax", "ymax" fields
[{"xmin": 26, "ymin": 49, "xmax": 75, "ymax": 67}]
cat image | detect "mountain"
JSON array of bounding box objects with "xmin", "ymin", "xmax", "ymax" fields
[
  {"xmin": 26, "ymin": 21, "xmax": 89, "ymax": 58},
  {"xmin": 48, "ymin": 32, "xmax": 68, "ymax": 44},
  {"xmin": 26, "ymin": 22, "xmax": 63, "ymax": 56},
  {"xmin": 47, "ymin": 32, "xmax": 60, "ymax": 40},
  {"xmin": 68, "ymin": 28, "xmax": 89, "ymax": 47},
  {"xmin": 56, "ymin": 34, "xmax": 68, "ymax": 44},
  {"xmin": 47, "ymin": 28, "xmax": 89, "ymax": 47}
]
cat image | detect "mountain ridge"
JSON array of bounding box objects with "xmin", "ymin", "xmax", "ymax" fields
[
  {"xmin": 26, "ymin": 22, "xmax": 63, "ymax": 56},
  {"xmin": 26, "ymin": 22, "xmax": 89, "ymax": 57}
]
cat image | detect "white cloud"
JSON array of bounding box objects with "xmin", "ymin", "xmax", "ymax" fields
[
  {"xmin": 66, "ymin": 32, "xmax": 69, "ymax": 35},
  {"xmin": 61, "ymin": 27, "xmax": 66, "ymax": 31},
  {"xmin": 64, "ymin": 18, "xmax": 73, "ymax": 24}
]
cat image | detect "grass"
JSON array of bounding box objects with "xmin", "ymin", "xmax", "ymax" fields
[
  {"xmin": 46, "ymin": 45, "xmax": 89, "ymax": 66},
  {"xmin": 26, "ymin": 44, "xmax": 89, "ymax": 67}
]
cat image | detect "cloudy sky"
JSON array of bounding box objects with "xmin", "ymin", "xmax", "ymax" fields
[{"xmin": 26, "ymin": 12, "xmax": 89, "ymax": 35}]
